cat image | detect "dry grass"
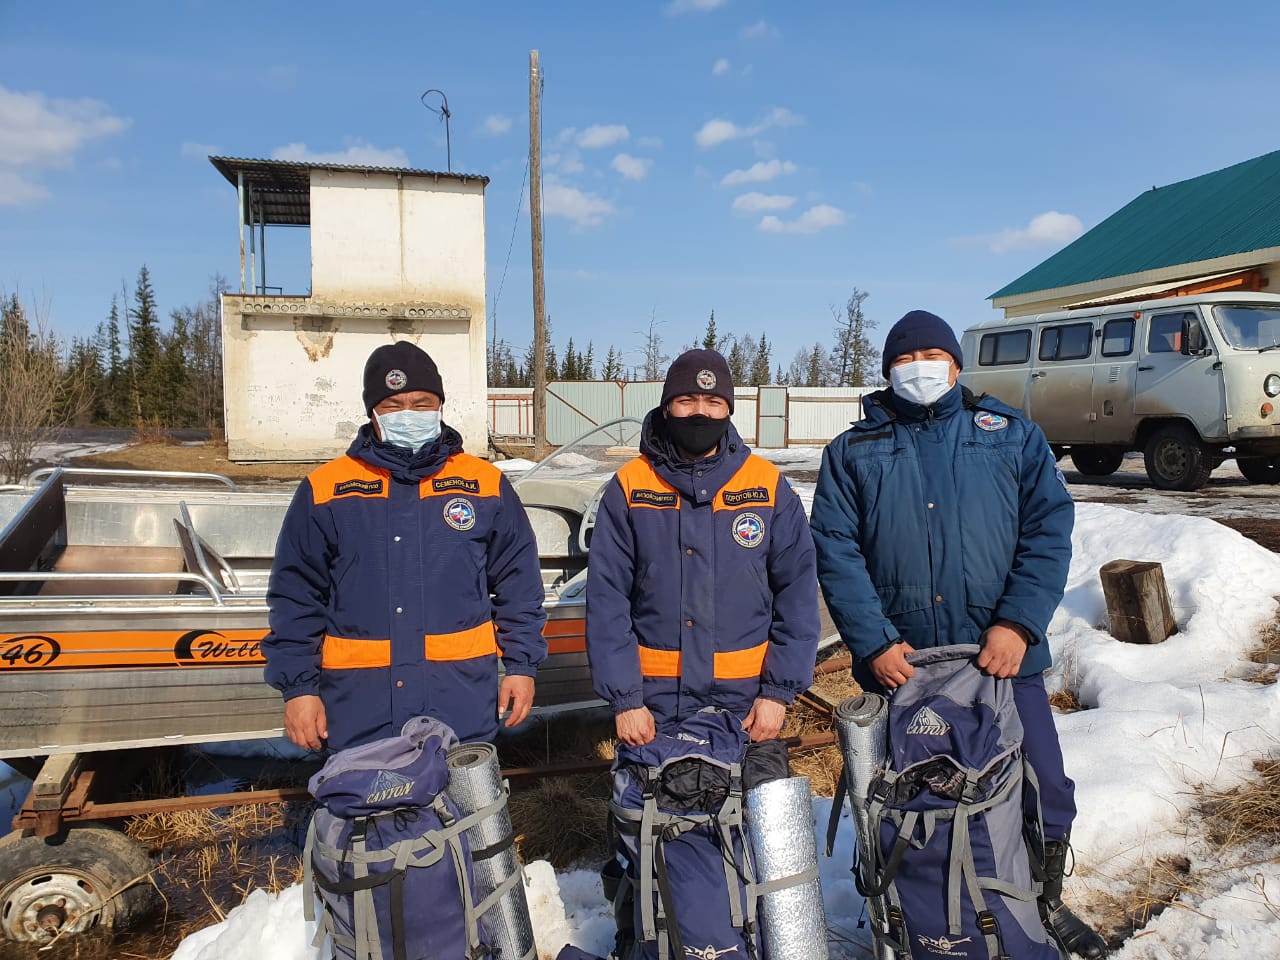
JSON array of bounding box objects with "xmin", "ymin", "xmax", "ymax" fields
[
  {"xmin": 1244, "ymin": 607, "xmax": 1280, "ymax": 685},
  {"xmin": 1201, "ymin": 758, "xmax": 1280, "ymax": 848},
  {"xmin": 784, "ymin": 665, "xmax": 859, "ymax": 798},
  {"xmin": 73, "ymin": 438, "xmax": 319, "ymax": 482},
  {"xmin": 1090, "ymin": 854, "xmax": 1195, "ymax": 941},
  {"xmin": 509, "ymin": 773, "xmax": 612, "ymax": 868}
]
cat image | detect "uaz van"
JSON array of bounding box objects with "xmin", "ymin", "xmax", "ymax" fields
[{"xmin": 957, "ymin": 292, "xmax": 1280, "ymax": 490}]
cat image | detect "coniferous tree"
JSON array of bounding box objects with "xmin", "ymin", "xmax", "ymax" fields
[
  {"xmin": 128, "ymin": 265, "xmax": 163, "ymax": 422},
  {"xmin": 700, "ymin": 310, "xmax": 721, "ymax": 352},
  {"xmin": 583, "ymin": 342, "xmax": 596, "ymax": 380},
  {"xmin": 601, "ymin": 345, "xmax": 624, "ymax": 381},
  {"xmin": 749, "ymin": 333, "xmax": 772, "ymax": 385},
  {"xmin": 830, "ymin": 287, "xmax": 880, "ymax": 386},
  {"xmin": 726, "ymin": 336, "xmax": 751, "ymax": 386}
]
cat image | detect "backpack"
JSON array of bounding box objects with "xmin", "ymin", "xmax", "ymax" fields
[
  {"xmin": 303, "ymin": 717, "xmax": 500, "ymax": 960},
  {"xmin": 608, "ymin": 708, "xmax": 790, "ymax": 960},
  {"xmin": 829, "ymin": 645, "xmax": 1058, "ymax": 960}
]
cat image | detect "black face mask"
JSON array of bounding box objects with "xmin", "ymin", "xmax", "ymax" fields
[{"xmin": 665, "ymin": 413, "xmax": 730, "ymax": 458}]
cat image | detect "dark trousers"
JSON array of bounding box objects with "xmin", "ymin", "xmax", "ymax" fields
[{"xmin": 1012, "ymin": 673, "xmax": 1076, "ymax": 841}]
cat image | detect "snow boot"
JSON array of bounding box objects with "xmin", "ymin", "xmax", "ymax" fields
[{"xmin": 1039, "ymin": 839, "xmax": 1109, "ymax": 958}]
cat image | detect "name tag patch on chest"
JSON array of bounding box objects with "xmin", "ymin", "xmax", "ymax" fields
[
  {"xmin": 631, "ymin": 489, "xmax": 677, "ymax": 507},
  {"xmin": 722, "ymin": 486, "xmax": 770, "ymax": 506},
  {"xmin": 432, "ymin": 476, "xmax": 480, "ymax": 493},
  {"xmin": 443, "ymin": 497, "xmax": 476, "ymax": 531},
  {"xmin": 731, "ymin": 512, "xmax": 766, "ymax": 548},
  {"xmin": 974, "ymin": 412, "xmax": 1008, "ymax": 431},
  {"xmin": 333, "ymin": 478, "xmax": 384, "ymax": 497}
]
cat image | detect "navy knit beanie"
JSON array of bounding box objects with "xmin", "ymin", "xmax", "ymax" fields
[
  {"xmin": 881, "ymin": 310, "xmax": 964, "ymax": 379},
  {"xmin": 363, "ymin": 341, "xmax": 445, "ymax": 413},
  {"xmin": 660, "ymin": 349, "xmax": 735, "ymax": 413}
]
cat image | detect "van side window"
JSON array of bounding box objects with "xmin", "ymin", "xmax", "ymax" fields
[
  {"xmin": 1148, "ymin": 312, "xmax": 1191, "ymax": 353},
  {"xmin": 1101, "ymin": 319, "xmax": 1135, "ymax": 357},
  {"xmin": 978, "ymin": 330, "xmax": 1031, "ymax": 366},
  {"xmin": 1038, "ymin": 322, "xmax": 1092, "ymax": 361}
]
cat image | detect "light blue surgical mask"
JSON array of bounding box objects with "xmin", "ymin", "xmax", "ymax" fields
[
  {"xmin": 890, "ymin": 360, "xmax": 954, "ymax": 407},
  {"xmin": 374, "ymin": 409, "xmax": 442, "ymax": 451}
]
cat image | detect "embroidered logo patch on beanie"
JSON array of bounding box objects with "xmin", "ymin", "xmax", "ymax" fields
[
  {"xmin": 696, "ymin": 369, "xmax": 717, "ymax": 390},
  {"xmin": 385, "ymin": 369, "xmax": 408, "ymax": 390}
]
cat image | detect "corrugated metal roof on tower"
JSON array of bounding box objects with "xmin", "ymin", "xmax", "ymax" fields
[{"xmin": 992, "ymin": 149, "xmax": 1280, "ymax": 300}]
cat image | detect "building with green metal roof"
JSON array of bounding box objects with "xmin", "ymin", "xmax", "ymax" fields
[{"xmin": 991, "ymin": 149, "xmax": 1280, "ymax": 318}]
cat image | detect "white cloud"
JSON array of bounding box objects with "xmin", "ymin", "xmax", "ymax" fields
[
  {"xmin": 560, "ymin": 153, "xmax": 585, "ymax": 175},
  {"xmin": 271, "ymin": 140, "xmax": 409, "ymax": 167},
  {"xmin": 481, "ymin": 114, "xmax": 513, "ymax": 136},
  {"xmin": 542, "ymin": 177, "xmax": 615, "ymax": 227},
  {"xmin": 741, "ymin": 19, "xmax": 780, "ymax": 39},
  {"xmin": 758, "ymin": 203, "xmax": 847, "ymax": 234},
  {"xmin": 712, "ymin": 58, "xmax": 731, "ymax": 76},
  {"xmin": 612, "ymin": 153, "xmax": 652, "ymax": 180},
  {"xmin": 0, "ymin": 87, "xmax": 130, "ymax": 205},
  {"xmin": 979, "ymin": 211, "xmax": 1085, "ymax": 253},
  {"xmin": 0, "ymin": 169, "xmax": 49, "ymax": 206},
  {"xmin": 577, "ymin": 124, "xmax": 630, "ymax": 149},
  {"xmin": 665, "ymin": 0, "xmax": 727, "ymax": 13},
  {"xmin": 181, "ymin": 141, "xmax": 219, "ymax": 159},
  {"xmin": 732, "ymin": 192, "xmax": 795, "ymax": 212},
  {"xmin": 695, "ymin": 107, "xmax": 802, "ymax": 148},
  {"xmin": 720, "ymin": 159, "xmax": 797, "ymax": 185}
]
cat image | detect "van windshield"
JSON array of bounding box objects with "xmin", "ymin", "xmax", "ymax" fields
[{"xmin": 1212, "ymin": 305, "xmax": 1280, "ymax": 351}]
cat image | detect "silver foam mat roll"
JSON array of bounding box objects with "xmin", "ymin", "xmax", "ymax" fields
[
  {"xmin": 745, "ymin": 776, "xmax": 829, "ymax": 960},
  {"xmin": 446, "ymin": 743, "xmax": 536, "ymax": 960},
  {"xmin": 833, "ymin": 694, "xmax": 895, "ymax": 960}
]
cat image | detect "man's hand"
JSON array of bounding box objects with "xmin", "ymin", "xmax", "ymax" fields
[
  {"xmin": 977, "ymin": 622, "xmax": 1028, "ymax": 678},
  {"xmin": 283, "ymin": 695, "xmax": 327, "ymax": 751},
  {"xmin": 499, "ymin": 675, "xmax": 536, "ymax": 728},
  {"xmin": 615, "ymin": 706, "xmax": 657, "ymax": 746},
  {"xmin": 742, "ymin": 697, "xmax": 787, "ymax": 742},
  {"xmin": 869, "ymin": 641, "xmax": 916, "ymax": 689}
]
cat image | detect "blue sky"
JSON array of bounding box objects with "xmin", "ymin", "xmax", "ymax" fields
[{"xmin": 2, "ymin": 0, "xmax": 1278, "ymax": 376}]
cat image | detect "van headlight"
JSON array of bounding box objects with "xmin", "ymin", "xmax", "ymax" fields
[{"xmin": 1267, "ymin": 374, "xmax": 1280, "ymax": 397}]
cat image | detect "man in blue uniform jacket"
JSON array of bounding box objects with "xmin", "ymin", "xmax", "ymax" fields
[
  {"xmin": 586, "ymin": 348, "xmax": 820, "ymax": 747},
  {"xmin": 264, "ymin": 341, "xmax": 547, "ymax": 752},
  {"xmin": 810, "ymin": 311, "xmax": 1107, "ymax": 959}
]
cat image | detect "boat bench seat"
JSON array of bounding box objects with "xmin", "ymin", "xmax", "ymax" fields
[{"xmin": 38, "ymin": 545, "xmax": 186, "ymax": 596}]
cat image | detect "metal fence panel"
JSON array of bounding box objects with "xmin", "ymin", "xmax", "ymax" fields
[{"xmin": 787, "ymin": 387, "xmax": 870, "ymax": 444}]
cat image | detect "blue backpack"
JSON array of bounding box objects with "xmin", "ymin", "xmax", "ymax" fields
[
  {"xmin": 609, "ymin": 708, "xmax": 789, "ymax": 960},
  {"xmin": 832, "ymin": 646, "xmax": 1058, "ymax": 960},
  {"xmin": 304, "ymin": 717, "xmax": 497, "ymax": 960}
]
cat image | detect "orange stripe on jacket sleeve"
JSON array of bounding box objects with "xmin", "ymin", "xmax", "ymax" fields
[
  {"xmin": 321, "ymin": 635, "xmax": 392, "ymax": 669},
  {"xmin": 425, "ymin": 622, "xmax": 499, "ymax": 661},
  {"xmin": 638, "ymin": 645, "xmax": 681, "ymax": 678},
  {"xmin": 713, "ymin": 640, "xmax": 770, "ymax": 680}
]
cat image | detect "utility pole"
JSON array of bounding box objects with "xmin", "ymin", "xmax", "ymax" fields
[{"xmin": 529, "ymin": 49, "xmax": 548, "ymax": 459}]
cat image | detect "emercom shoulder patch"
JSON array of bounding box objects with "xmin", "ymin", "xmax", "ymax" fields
[
  {"xmin": 630, "ymin": 488, "xmax": 678, "ymax": 507},
  {"xmin": 432, "ymin": 476, "xmax": 481, "ymax": 494},
  {"xmin": 334, "ymin": 478, "xmax": 384, "ymax": 497},
  {"xmin": 722, "ymin": 486, "xmax": 770, "ymax": 507}
]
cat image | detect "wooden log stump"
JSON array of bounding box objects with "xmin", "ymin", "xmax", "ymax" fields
[{"xmin": 1100, "ymin": 559, "xmax": 1177, "ymax": 644}]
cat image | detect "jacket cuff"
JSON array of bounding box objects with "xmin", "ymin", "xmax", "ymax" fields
[
  {"xmin": 993, "ymin": 607, "xmax": 1043, "ymax": 645},
  {"xmin": 502, "ymin": 661, "xmax": 539, "ymax": 678},
  {"xmin": 281, "ymin": 683, "xmax": 320, "ymax": 701},
  {"xmin": 758, "ymin": 683, "xmax": 797, "ymax": 704},
  {"xmin": 610, "ymin": 691, "xmax": 646, "ymax": 713}
]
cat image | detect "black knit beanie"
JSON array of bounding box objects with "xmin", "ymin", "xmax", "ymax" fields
[
  {"xmin": 660, "ymin": 349, "xmax": 735, "ymax": 413},
  {"xmin": 363, "ymin": 341, "xmax": 445, "ymax": 413},
  {"xmin": 881, "ymin": 310, "xmax": 964, "ymax": 379}
]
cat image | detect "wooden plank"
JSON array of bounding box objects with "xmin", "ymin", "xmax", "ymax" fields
[{"xmin": 1100, "ymin": 559, "xmax": 1177, "ymax": 644}]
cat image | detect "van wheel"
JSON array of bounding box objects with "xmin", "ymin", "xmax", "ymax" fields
[
  {"xmin": 1069, "ymin": 447, "xmax": 1125, "ymax": 477},
  {"xmin": 1236, "ymin": 456, "xmax": 1280, "ymax": 484},
  {"xmin": 1144, "ymin": 424, "xmax": 1212, "ymax": 491},
  {"xmin": 0, "ymin": 827, "xmax": 157, "ymax": 942}
]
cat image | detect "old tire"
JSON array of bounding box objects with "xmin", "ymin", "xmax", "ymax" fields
[
  {"xmin": 1144, "ymin": 424, "xmax": 1212, "ymax": 491},
  {"xmin": 1236, "ymin": 456, "xmax": 1280, "ymax": 484},
  {"xmin": 0, "ymin": 827, "xmax": 156, "ymax": 943},
  {"xmin": 1069, "ymin": 447, "xmax": 1125, "ymax": 477}
]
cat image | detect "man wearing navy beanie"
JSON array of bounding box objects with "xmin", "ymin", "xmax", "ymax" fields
[{"xmin": 813, "ymin": 312, "xmax": 1108, "ymax": 957}]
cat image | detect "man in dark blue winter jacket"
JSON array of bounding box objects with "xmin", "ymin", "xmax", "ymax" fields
[
  {"xmin": 810, "ymin": 311, "xmax": 1108, "ymax": 959},
  {"xmin": 586, "ymin": 349, "xmax": 820, "ymax": 747},
  {"xmin": 264, "ymin": 341, "xmax": 547, "ymax": 752}
]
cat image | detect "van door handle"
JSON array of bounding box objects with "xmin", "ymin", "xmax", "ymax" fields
[
  {"xmin": 1137, "ymin": 365, "xmax": 1154, "ymax": 371},
  {"xmin": 1031, "ymin": 371, "xmax": 1046, "ymax": 379}
]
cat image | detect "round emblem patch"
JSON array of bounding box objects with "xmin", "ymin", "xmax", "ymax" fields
[
  {"xmin": 443, "ymin": 497, "xmax": 476, "ymax": 531},
  {"xmin": 385, "ymin": 368, "xmax": 408, "ymax": 390},
  {"xmin": 696, "ymin": 369, "xmax": 717, "ymax": 390},
  {"xmin": 974, "ymin": 411, "xmax": 1008, "ymax": 431},
  {"xmin": 732, "ymin": 512, "xmax": 765, "ymax": 548}
]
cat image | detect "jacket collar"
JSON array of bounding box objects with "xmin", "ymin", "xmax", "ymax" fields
[
  {"xmin": 347, "ymin": 422, "xmax": 462, "ymax": 483},
  {"xmin": 639, "ymin": 407, "xmax": 749, "ymax": 502}
]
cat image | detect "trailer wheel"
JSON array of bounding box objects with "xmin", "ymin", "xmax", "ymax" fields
[
  {"xmin": 1236, "ymin": 456, "xmax": 1280, "ymax": 484},
  {"xmin": 0, "ymin": 827, "xmax": 156, "ymax": 943},
  {"xmin": 1069, "ymin": 446, "xmax": 1125, "ymax": 477},
  {"xmin": 1143, "ymin": 424, "xmax": 1212, "ymax": 491}
]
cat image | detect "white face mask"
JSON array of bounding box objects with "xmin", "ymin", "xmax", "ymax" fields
[
  {"xmin": 374, "ymin": 409, "xmax": 442, "ymax": 451},
  {"xmin": 890, "ymin": 360, "xmax": 954, "ymax": 407}
]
